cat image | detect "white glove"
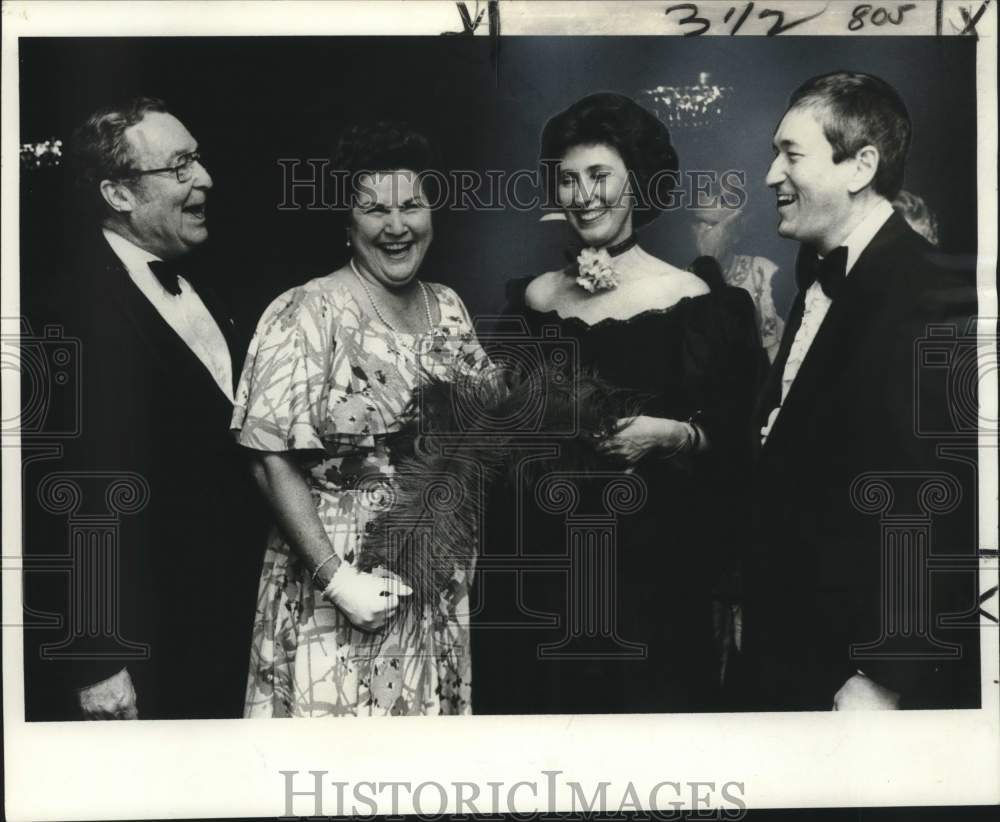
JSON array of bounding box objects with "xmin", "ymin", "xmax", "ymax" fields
[{"xmin": 322, "ymin": 563, "xmax": 412, "ymax": 631}]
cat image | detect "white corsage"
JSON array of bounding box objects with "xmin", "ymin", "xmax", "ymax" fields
[{"xmin": 575, "ymin": 248, "xmax": 619, "ymax": 293}]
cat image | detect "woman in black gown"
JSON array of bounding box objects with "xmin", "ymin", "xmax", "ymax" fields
[{"xmin": 472, "ymin": 93, "xmax": 764, "ymax": 714}]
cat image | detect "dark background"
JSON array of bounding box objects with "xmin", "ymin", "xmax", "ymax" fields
[{"xmin": 19, "ymin": 35, "xmax": 977, "ymax": 327}]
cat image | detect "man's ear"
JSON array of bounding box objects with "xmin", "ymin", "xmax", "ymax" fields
[
  {"xmin": 847, "ymin": 145, "xmax": 880, "ymax": 194},
  {"xmin": 99, "ymin": 179, "xmax": 136, "ymax": 214}
]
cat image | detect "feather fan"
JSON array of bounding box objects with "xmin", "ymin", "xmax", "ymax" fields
[{"xmin": 358, "ymin": 365, "xmax": 640, "ymax": 605}]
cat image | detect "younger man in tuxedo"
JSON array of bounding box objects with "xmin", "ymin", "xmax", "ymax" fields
[
  {"xmin": 740, "ymin": 72, "xmax": 979, "ymax": 711},
  {"xmin": 24, "ymin": 98, "xmax": 264, "ymax": 720}
]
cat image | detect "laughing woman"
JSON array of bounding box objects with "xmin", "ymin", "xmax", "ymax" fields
[
  {"xmin": 232, "ymin": 123, "xmax": 484, "ymax": 717},
  {"xmin": 473, "ymin": 93, "xmax": 764, "ymax": 714}
]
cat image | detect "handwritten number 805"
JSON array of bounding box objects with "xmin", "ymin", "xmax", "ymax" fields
[{"xmin": 848, "ymin": 4, "xmax": 917, "ymax": 31}]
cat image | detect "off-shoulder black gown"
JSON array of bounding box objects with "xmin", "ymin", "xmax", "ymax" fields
[{"xmin": 472, "ymin": 275, "xmax": 764, "ymax": 714}]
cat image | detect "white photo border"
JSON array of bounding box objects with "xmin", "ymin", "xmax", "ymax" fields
[{"xmin": 3, "ymin": 2, "xmax": 997, "ymax": 819}]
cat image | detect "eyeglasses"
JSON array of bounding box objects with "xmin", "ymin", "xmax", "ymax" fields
[{"xmin": 124, "ymin": 151, "xmax": 206, "ymax": 184}]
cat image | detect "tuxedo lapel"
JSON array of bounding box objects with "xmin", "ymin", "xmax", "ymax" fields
[
  {"xmin": 758, "ymin": 215, "xmax": 905, "ymax": 455},
  {"xmin": 96, "ymin": 240, "xmax": 182, "ymax": 373},
  {"xmin": 187, "ymin": 273, "xmax": 245, "ymax": 393},
  {"xmin": 754, "ymin": 293, "xmax": 804, "ymax": 435},
  {"xmin": 94, "ymin": 236, "xmax": 237, "ymax": 404}
]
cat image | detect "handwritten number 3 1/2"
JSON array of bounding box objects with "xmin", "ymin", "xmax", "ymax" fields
[{"xmin": 664, "ymin": 2, "xmax": 827, "ymax": 36}]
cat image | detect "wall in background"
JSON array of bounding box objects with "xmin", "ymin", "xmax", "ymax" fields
[{"xmin": 19, "ymin": 36, "xmax": 977, "ymax": 322}]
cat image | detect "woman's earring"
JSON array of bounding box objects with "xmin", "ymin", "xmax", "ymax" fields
[{"xmin": 345, "ymin": 229, "xmax": 352, "ymax": 249}]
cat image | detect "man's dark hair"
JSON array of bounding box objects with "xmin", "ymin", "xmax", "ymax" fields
[
  {"xmin": 70, "ymin": 96, "xmax": 169, "ymax": 213},
  {"xmin": 788, "ymin": 71, "xmax": 911, "ymax": 200},
  {"xmin": 539, "ymin": 92, "xmax": 678, "ymax": 226}
]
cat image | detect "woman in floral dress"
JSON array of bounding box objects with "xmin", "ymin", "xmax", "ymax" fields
[{"xmin": 232, "ymin": 123, "xmax": 484, "ymax": 717}]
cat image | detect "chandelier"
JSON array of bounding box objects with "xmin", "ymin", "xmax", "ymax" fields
[
  {"xmin": 21, "ymin": 138, "xmax": 64, "ymax": 170},
  {"xmin": 638, "ymin": 73, "xmax": 733, "ymax": 128}
]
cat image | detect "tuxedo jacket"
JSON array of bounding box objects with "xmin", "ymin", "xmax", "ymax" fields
[
  {"xmin": 23, "ymin": 232, "xmax": 267, "ymax": 720},
  {"xmin": 741, "ymin": 213, "xmax": 980, "ymax": 710}
]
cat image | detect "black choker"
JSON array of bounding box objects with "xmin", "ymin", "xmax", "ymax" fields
[
  {"xmin": 563, "ymin": 233, "xmax": 641, "ymax": 273},
  {"xmin": 606, "ymin": 233, "xmax": 639, "ymax": 257}
]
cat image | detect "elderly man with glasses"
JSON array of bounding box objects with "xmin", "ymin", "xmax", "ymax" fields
[{"xmin": 23, "ymin": 97, "xmax": 266, "ymax": 720}]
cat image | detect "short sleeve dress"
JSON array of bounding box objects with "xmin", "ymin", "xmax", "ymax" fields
[{"xmin": 232, "ymin": 276, "xmax": 484, "ymax": 717}]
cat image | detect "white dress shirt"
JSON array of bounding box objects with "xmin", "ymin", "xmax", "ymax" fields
[
  {"xmin": 760, "ymin": 198, "xmax": 894, "ymax": 444},
  {"xmin": 103, "ymin": 228, "xmax": 234, "ymax": 402}
]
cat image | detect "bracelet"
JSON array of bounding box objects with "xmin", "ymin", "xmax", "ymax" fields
[
  {"xmin": 661, "ymin": 417, "xmax": 705, "ymax": 459},
  {"xmin": 687, "ymin": 411, "xmax": 706, "ymax": 453},
  {"xmin": 688, "ymin": 421, "xmax": 702, "ymax": 452},
  {"xmin": 310, "ymin": 553, "xmax": 339, "ymax": 588},
  {"xmin": 661, "ymin": 421, "xmax": 695, "ymax": 459}
]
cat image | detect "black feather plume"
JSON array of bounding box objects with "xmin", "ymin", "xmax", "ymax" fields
[{"xmin": 358, "ymin": 365, "xmax": 640, "ymax": 605}]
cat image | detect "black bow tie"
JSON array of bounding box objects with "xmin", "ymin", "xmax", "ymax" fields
[
  {"xmin": 795, "ymin": 245, "xmax": 848, "ymax": 300},
  {"xmin": 147, "ymin": 258, "xmax": 185, "ymax": 296}
]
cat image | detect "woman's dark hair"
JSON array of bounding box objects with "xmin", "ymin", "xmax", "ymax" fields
[
  {"xmin": 539, "ymin": 92, "xmax": 678, "ymax": 227},
  {"xmin": 331, "ymin": 121, "xmax": 439, "ymax": 207}
]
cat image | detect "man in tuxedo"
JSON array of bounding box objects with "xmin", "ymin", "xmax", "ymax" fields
[
  {"xmin": 740, "ymin": 72, "xmax": 979, "ymax": 710},
  {"xmin": 23, "ymin": 97, "xmax": 265, "ymax": 719}
]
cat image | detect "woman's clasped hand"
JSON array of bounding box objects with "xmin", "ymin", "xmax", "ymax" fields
[
  {"xmin": 321, "ymin": 563, "xmax": 413, "ymax": 632},
  {"xmin": 597, "ymin": 415, "xmax": 701, "ymax": 464}
]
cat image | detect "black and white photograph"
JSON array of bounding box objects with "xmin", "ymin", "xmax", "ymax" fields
[{"xmin": 3, "ymin": 1, "xmax": 997, "ymax": 818}]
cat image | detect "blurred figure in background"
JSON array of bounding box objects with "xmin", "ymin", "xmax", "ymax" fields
[
  {"xmin": 892, "ymin": 189, "xmax": 940, "ymax": 247},
  {"xmin": 691, "ymin": 198, "xmax": 785, "ymax": 363}
]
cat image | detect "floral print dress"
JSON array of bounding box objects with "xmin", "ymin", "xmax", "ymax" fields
[
  {"xmin": 231, "ymin": 276, "xmax": 484, "ymax": 717},
  {"xmin": 723, "ymin": 254, "xmax": 785, "ymax": 364}
]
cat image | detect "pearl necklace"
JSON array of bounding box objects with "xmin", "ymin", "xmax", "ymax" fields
[{"xmin": 350, "ymin": 258, "xmax": 433, "ymax": 333}]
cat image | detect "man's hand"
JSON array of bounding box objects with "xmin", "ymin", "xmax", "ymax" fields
[
  {"xmin": 77, "ymin": 668, "xmax": 138, "ymax": 720},
  {"xmin": 833, "ymin": 672, "xmax": 901, "ymax": 711}
]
